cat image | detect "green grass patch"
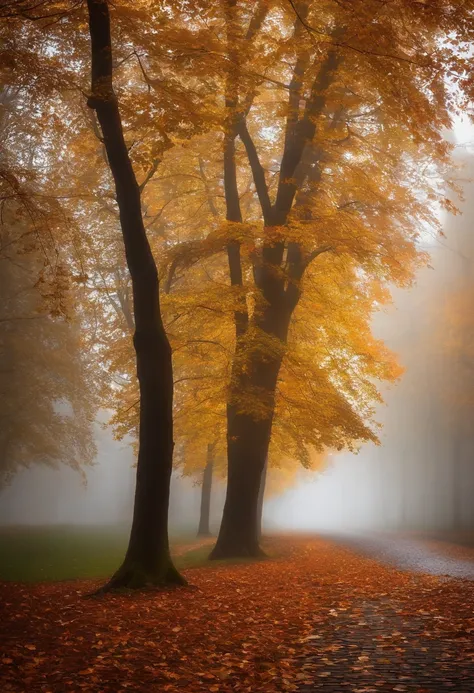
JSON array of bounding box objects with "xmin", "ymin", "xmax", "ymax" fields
[
  {"xmin": 0, "ymin": 526, "xmax": 274, "ymax": 582},
  {"xmin": 0, "ymin": 525, "xmax": 203, "ymax": 582},
  {"xmin": 0, "ymin": 525, "xmax": 129, "ymax": 582}
]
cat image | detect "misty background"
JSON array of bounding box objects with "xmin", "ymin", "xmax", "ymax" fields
[{"xmin": 2, "ymin": 123, "xmax": 474, "ymax": 537}]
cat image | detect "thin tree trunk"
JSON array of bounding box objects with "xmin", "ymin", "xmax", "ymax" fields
[
  {"xmin": 197, "ymin": 444, "xmax": 214, "ymax": 537},
  {"xmin": 257, "ymin": 456, "xmax": 268, "ymax": 541},
  {"xmin": 399, "ymin": 449, "xmax": 408, "ymax": 530},
  {"xmin": 452, "ymin": 436, "xmax": 463, "ymax": 530},
  {"xmin": 86, "ymin": 0, "xmax": 184, "ymax": 590}
]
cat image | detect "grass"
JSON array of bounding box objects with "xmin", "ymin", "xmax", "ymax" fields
[
  {"xmin": 0, "ymin": 525, "xmax": 214, "ymax": 582},
  {"xmin": 0, "ymin": 525, "xmax": 274, "ymax": 582}
]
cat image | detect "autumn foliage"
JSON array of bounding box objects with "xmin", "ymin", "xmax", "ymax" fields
[
  {"xmin": 3, "ymin": 2, "xmax": 474, "ymax": 691},
  {"xmin": 2, "ymin": 0, "xmax": 474, "ymax": 568}
]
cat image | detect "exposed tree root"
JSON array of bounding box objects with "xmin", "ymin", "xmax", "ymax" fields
[{"xmin": 92, "ymin": 560, "xmax": 187, "ymax": 595}]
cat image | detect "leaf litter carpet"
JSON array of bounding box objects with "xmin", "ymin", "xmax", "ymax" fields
[{"xmin": 1, "ymin": 536, "xmax": 474, "ymax": 692}]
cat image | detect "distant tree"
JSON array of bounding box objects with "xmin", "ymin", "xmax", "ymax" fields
[
  {"xmin": 0, "ymin": 194, "xmax": 97, "ymax": 487},
  {"xmin": 435, "ymin": 152, "xmax": 474, "ymax": 529},
  {"xmin": 0, "ymin": 79, "xmax": 96, "ymax": 487},
  {"xmin": 196, "ymin": 443, "xmax": 216, "ymax": 537}
]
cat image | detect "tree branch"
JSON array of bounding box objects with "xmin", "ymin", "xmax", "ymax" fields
[
  {"xmin": 274, "ymin": 47, "xmax": 340, "ymax": 223},
  {"xmin": 286, "ymin": 0, "xmax": 428, "ymax": 66},
  {"xmin": 236, "ymin": 119, "xmax": 273, "ymax": 224},
  {"xmin": 197, "ymin": 156, "xmax": 219, "ymax": 217},
  {"xmin": 305, "ymin": 244, "xmax": 333, "ymax": 267},
  {"xmin": 284, "ymin": 243, "xmax": 333, "ymax": 313},
  {"xmin": 138, "ymin": 157, "xmax": 161, "ymax": 193},
  {"xmin": 164, "ymin": 254, "xmax": 180, "ymax": 294},
  {"xmin": 245, "ymin": 0, "xmax": 269, "ymax": 41}
]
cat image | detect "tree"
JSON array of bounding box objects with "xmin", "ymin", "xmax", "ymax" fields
[
  {"xmin": 86, "ymin": 0, "xmax": 184, "ymax": 589},
  {"xmin": 197, "ymin": 0, "xmax": 467, "ymax": 557},
  {"xmin": 5, "ymin": 0, "xmax": 473, "ymax": 565},
  {"xmin": 105, "ymin": 135, "xmax": 395, "ymax": 543},
  {"xmin": 0, "ymin": 73, "xmax": 97, "ymax": 486},
  {"xmin": 104, "ymin": 122, "xmax": 408, "ymax": 557},
  {"xmin": 197, "ymin": 443, "xmax": 216, "ymax": 537},
  {"xmin": 0, "ymin": 191, "xmax": 97, "ymax": 487}
]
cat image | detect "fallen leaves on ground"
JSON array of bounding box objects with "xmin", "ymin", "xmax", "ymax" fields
[
  {"xmin": 1, "ymin": 536, "xmax": 474, "ymax": 692},
  {"xmin": 417, "ymin": 532, "xmax": 474, "ymax": 563}
]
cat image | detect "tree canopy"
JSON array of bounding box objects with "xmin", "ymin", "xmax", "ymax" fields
[{"xmin": 2, "ymin": 0, "xmax": 474, "ymax": 566}]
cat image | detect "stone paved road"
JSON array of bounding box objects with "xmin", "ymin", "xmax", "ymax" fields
[
  {"xmin": 297, "ymin": 535, "xmax": 474, "ymax": 692},
  {"xmin": 325, "ymin": 533, "xmax": 474, "ymax": 580},
  {"xmin": 298, "ymin": 596, "xmax": 474, "ymax": 692}
]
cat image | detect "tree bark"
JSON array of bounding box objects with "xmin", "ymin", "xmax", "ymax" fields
[
  {"xmin": 86, "ymin": 0, "xmax": 184, "ymax": 590},
  {"xmin": 257, "ymin": 456, "xmax": 268, "ymax": 541},
  {"xmin": 197, "ymin": 444, "xmax": 214, "ymax": 537},
  {"xmin": 210, "ymin": 352, "xmax": 282, "ymax": 558},
  {"xmin": 210, "ymin": 414, "xmax": 272, "ymax": 558}
]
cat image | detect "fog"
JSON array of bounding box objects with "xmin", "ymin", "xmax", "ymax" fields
[
  {"xmin": 0, "ymin": 414, "xmax": 228, "ymax": 534},
  {"xmin": 2, "ymin": 128, "xmax": 474, "ymax": 538},
  {"xmin": 271, "ymin": 123, "xmax": 474, "ymax": 534}
]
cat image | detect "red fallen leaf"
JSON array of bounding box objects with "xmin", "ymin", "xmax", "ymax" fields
[
  {"xmin": 23, "ymin": 644, "xmax": 36, "ymax": 651},
  {"xmin": 2, "ymin": 536, "xmax": 474, "ymax": 693},
  {"xmin": 215, "ymin": 669, "xmax": 232, "ymax": 679}
]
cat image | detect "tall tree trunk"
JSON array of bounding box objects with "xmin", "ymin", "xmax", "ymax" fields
[
  {"xmin": 257, "ymin": 456, "xmax": 268, "ymax": 541},
  {"xmin": 210, "ymin": 415, "xmax": 272, "ymax": 558},
  {"xmin": 197, "ymin": 444, "xmax": 214, "ymax": 537},
  {"xmin": 86, "ymin": 0, "xmax": 184, "ymax": 590},
  {"xmin": 211, "ymin": 2, "xmax": 276, "ymax": 559},
  {"xmin": 210, "ymin": 353, "xmax": 282, "ymax": 558}
]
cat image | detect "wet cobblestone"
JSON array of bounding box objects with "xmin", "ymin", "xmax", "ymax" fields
[{"xmin": 298, "ymin": 595, "xmax": 474, "ymax": 692}]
